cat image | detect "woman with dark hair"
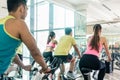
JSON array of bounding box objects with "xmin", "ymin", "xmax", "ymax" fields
[
  {"xmin": 79, "ymin": 24, "xmax": 112, "ymax": 80},
  {"xmin": 43, "ymin": 31, "xmax": 57, "ymax": 63}
]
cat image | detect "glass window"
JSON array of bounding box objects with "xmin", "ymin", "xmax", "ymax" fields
[
  {"xmin": 36, "ymin": 3, "xmax": 49, "ymax": 30},
  {"xmin": 35, "ymin": 0, "xmax": 44, "ymax": 4},
  {"xmin": 25, "ymin": 6, "xmax": 30, "ymax": 30},
  {"xmin": 27, "ymin": 0, "xmax": 30, "ymax": 5},
  {"xmin": 54, "ymin": 29, "xmax": 64, "ymax": 41},
  {"xmin": 54, "ymin": 28, "xmax": 74, "ymax": 42},
  {"xmin": 34, "ymin": 31, "xmax": 49, "ymax": 53},
  {"xmin": 65, "ymin": 9, "xmax": 74, "ymax": 27},
  {"xmin": 53, "ymin": 5, "xmax": 65, "ymax": 28},
  {"xmin": 54, "ymin": 29, "xmax": 74, "ymax": 54},
  {"xmin": 74, "ymin": 13, "xmax": 86, "ymax": 36},
  {"xmin": 22, "ymin": 44, "xmax": 30, "ymax": 80}
]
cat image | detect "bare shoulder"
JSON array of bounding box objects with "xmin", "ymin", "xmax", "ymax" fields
[
  {"xmin": 5, "ymin": 18, "xmax": 29, "ymax": 39},
  {"xmin": 14, "ymin": 19, "xmax": 30, "ymax": 37},
  {"xmin": 100, "ymin": 36, "xmax": 107, "ymax": 44},
  {"xmin": 13, "ymin": 19, "xmax": 29, "ymax": 33},
  {"xmin": 100, "ymin": 36, "xmax": 106, "ymax": 40},
  {"xmin": 52, "ymin": 40, "xmax": 58, "ymax": 44},
  {"xmin": 87, "ymin": 35, "xmax": 92, "ymax": 42},
  {"xmin": 14, "ymin": 19, "xmax": 27, "ymax": 28}
]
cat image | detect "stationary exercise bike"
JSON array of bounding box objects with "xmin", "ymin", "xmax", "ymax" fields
[
  {"xmin": 30, "ymin": 57, "xmax": 58, "ymax": 80},
  {"xmin": 1, "ymin": 63, "xmax": 22, "ymax": 80},
  {"xmin": 112, "ymin": 52, "xmax": 120, "ymax": 69}
]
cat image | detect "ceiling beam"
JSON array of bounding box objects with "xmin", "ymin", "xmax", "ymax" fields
[
  {"xmin": 87, "ymin": 19, "xmax": 120, "ymax": 26},
  {"xmin": 46, "ymin": 0, "xmax": 75, "ymax": 10}
]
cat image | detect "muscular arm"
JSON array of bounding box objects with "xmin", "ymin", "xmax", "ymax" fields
[
  {"xmin": 18, "ymin": 20, "xmax": 48, "ymax": 71},
  {"xmin": 13, "ymin": 55, "xmax": 31, "ymax": 71},
  {"xmin": 13, "ymin": 55, "xmax": 24, "ymax": 68},
  {"xmin": 102, "ymin": 37, "xmax": 111, "ymax": 61},
  {"xmin": 73, "ymin": 44, "xmax": 81, "ymax": 58},
  {"xmin": 52, "ymin": 40, "xmax": 58, "ymax": 44}
]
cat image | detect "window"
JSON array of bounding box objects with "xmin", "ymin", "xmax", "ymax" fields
[
  {"xmin": 25, "ymin": 6, "xmax": 30, "ymax": 29},
  {"xmin": 53, "ymin": 5, "xmax": 65, "ymax": 28},
  {"xmin": 65, "ymin": 9, "xmax": 74, "ymax": 27},
  {"xmin": 54, "ymin": 29, "xmax": 64, "ymax": 41},
  {"xmin": 34, "ymin": 31, "xmax": 49, "ymax": 53},
  {"xmin": 27, "ymin": 0, "xmax": 30, "ymax": 5},
  {"xmin": 36, "ymin": 3, "xmax": 49, "ymax": 30},
  {"xmin": 35, "ymin": 0, "xmax": 44, "ymax": 3},
  {"xmin": 54, "ymin": 28, "xmax": 74, "ymax": 42}
]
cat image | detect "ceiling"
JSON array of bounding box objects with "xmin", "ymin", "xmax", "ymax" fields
[
  {"xmin": 1, "ymin": 0, "xmax": 120, "ymax": 35},
  {"xmin": 51, "ymin": 0, "xmax": 120, "ymax": 23},
  {"xmin": 1, "ymin": 0, "xmax": 120, "ymax": 23},
  {"xmin": 50, "ymin": 0, "xmax": 120, "ymax": 35}
]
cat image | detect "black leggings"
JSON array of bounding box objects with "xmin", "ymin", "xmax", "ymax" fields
[
  {"xmin": 18, "ymin": 54, "xmax": 23, "ymax": 61},
  {"xmin": 79, "ymin": 54, "xmax": 106, "ymax": 80},
  {"xmin": 43, "ymin": 51, "xmax": 53, "ymax": 63}
]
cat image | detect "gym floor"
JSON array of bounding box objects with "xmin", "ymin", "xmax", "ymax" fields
[
  {"xmin": 64, "ymin": 63, "xmax": 120, "ymax": 80},
  {"xmin": 104, "ymin": 69, "xmax": 120, "ymax": 80},
  {"xmin": 75, "ymin": 69, "xmax": 120, "ymax": 80}
]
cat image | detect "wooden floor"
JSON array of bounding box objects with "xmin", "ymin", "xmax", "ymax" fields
[
  {"xmin": 75, "ymin": 61, "xmax": 120, "ymax": 80},
  {"xmin": 75, "ymin": 69, "xmax": 120, "ymax": 80},
  {"xmin": 104, "ymin": 69, "xmax": 120, "ymax": 80},
  {"xmin": 76, "ymin": 68, "xmax": 120, "ymax": 80},
  {"xmin": 104, "ymin": 62, "xmax": 120, "ymax": 80},
  {"xmin": 53, "ymin": 63, "xmax": 120, "ymax": 80}
]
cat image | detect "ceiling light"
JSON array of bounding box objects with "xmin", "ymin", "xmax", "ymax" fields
[{"xmin": 92, "ymin": 0, "xmax": 100, "ymax": 3}]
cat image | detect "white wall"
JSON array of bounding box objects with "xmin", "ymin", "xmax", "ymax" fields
[{"xmin": 0, "ymin": 0, "xmax": 8, "ymax": 18}]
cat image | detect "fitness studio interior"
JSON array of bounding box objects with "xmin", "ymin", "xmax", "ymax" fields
[{"xmin": 0, "ymin": 0, "xmax": 120, "ymax": 80}]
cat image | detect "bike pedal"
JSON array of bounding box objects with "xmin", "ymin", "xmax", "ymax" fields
[
  {"xmin": 60, "ymin": 75, "xmax": 68, "ymax": 80},
  {"xmin": 67, "ymin": 78, "xmax": 75, "ymax": 80},
  {"xmin": 67, "ymin": 76, "xmax": 75, "ymax": 80}
]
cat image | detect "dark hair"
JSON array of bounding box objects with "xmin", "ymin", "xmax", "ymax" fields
[
  {"xmin": 47, "ymin": 31, "xmax": 55, "ymax": 44},
  {"xmin": 7, "ymin": 0, "xmax": 27, "ymax": 12},
  {"xmin": 90, "ymin": 24, "xmax": 102, "ymax": 52},
  {"xmin": 65, "ymin": 27, "xmax": 72, "ymax": 35}
]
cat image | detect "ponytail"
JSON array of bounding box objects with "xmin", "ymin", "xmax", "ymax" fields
[
  {"xmin": 47, "ymin": 35, "xmax": 51, "ymax": 44},
  {"xmin": 47, "ymin": 31, "xmax": 55, "ymax": 44},
  {"xmin": 90, "ymin": 24, "xmax": 102, "ymax": 52}
]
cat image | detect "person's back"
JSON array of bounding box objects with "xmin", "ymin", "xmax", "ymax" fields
[
  {"xmin": 16, "ymin": 43, "xmax": 23, "ymax": 60},
  {"xmin": 79, "ymin": 24, "xmax": 111, "ymax": 80},
  {"xmin": 85, "ymin": 36, "xmax": 103, "ymax": 57},
  {"xmin": 43, "ymin": 31, "xmax": 57, "ymax": 63},
  {"xmin": 46, "ymin": 40, "xmax": 56, "ymax": 49},
  {"xmin": 54, "ymin": 28, "xmax": 81, "ymax": 80},
  {"xmin": 54, "ymin": 35, "xmax": 75, "ymax": 56},
  {"xmin": 0, "ymin": 16, "xmax": 21, "ymax": 74},
  {"xmin": 0, "ymin": 0, "xmax": 50, "ymax": 77}
]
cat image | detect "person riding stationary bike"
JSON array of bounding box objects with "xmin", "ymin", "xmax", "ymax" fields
[{"xmin": 54, "ymin": 27, "xmax": 81, "ymax": 80}]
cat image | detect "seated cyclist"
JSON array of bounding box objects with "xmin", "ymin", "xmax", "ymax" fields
[
  {"xmin": 54, "ymin": 27, "xmax": 81, "ymax": 80},
  {"xmin": 43, "ymin": 31, "xmax": 57, "ymax": 63}
]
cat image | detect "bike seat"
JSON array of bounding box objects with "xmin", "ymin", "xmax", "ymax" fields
[{"xmin": 81, "ymin": 67, "xmax": 92, "ymax": 73}]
